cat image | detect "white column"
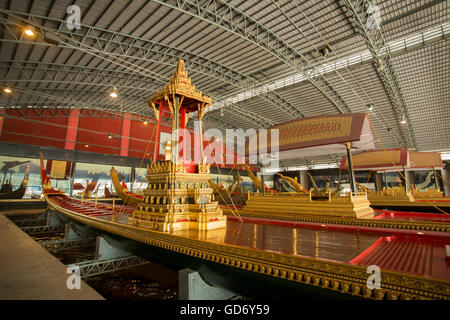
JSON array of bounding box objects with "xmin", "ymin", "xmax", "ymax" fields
[
  {"xmin": 300, "ymin": 170, "xmax": 309, "ymax": 191},
  {"xmin": 405, "ymin": 171, "xmax": 415, "ymax": 191},
  {"xmin": 375, "ymin": 172, "xmax": 383, "ymax": 191},
  {"xmin": 441, "ymin": 168, "xmax": 450, "ymax": 196}
]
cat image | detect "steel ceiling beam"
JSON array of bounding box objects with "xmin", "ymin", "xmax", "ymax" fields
[
  {"xmin": 0, "ymin": 11, "xmax": 298, "ymax": 123},
  {"xmin": 0, "ymin": 60, "xmax": 271, "ymax": 128},
  {"xmin": 150, "ymin": 0, "xmax": 352, "ymax": 114},
  {"xmin": 339, "ymin": 0, "xmax": 417, "ymax": 149},
  {"xmin": 0, "ymin": 85, "xmax": 150, "ymax": 115},
  {"xmin": 0, "ymin": 106, "xmax": 159, "ymax": 123},
  {"xmin": 2, "ymin": 85, "xmax": 245, "ymax": 129},
  {"xmin": 0, "ymin": 60, "xmax": 161, "ymax": 93}
]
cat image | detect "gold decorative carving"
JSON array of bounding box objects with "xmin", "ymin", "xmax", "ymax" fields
[
  {"xmin": 244, "ymin": 192, "xmax": 374, "ymax": 219},
  {"xmin": 147, "ymin": 60, "xmax": 212, "ymax": 114},
  {"xmin": 248, "ymin": 116, "xmax": 353, "ymax": 154}
]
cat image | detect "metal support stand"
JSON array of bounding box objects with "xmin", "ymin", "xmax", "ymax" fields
[
  {"xmin": 20, "ymin": 210, "xmax": 66, "ymax": 235},
  {"xmin": 178, "ymin": 269, "xmax": 239, "ymax": 300},
  {"xmin": 47, "ymin": 211, "xmax": 65, "ymax": 226},
  {"xmin": 39, "ymin": 237, "xmax": 96, "ymax": 252},
  {"xmin": 64, "ymin": 222, "xmax": 97, "ymax": 241},
  {"xmin": 21, "ymin": 224, "xmax": 65, "ymax": 236},
  {"xmin": 95, "ymin": 235, "xmax": 132, "ymax": 261},
  {"xmin": 66, "ymin": 235, "xmax": 148, "ymax": 279}
]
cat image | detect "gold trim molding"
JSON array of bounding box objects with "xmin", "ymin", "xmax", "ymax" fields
[
  {"xmin": 46, "ymin": 195, "xmax": 450, "ymax": 300},
  {"xmin": 222, "ymin": 208, "xmax": 450, "ymax": 233}
]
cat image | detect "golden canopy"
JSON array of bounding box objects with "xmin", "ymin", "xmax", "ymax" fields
[{"xmin": 147, "ymin": 59, "xmax": 212, "ymax": 119}]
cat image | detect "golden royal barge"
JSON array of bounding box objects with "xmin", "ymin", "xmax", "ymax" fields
[
  {"xmin": 340, "ymin": 148, "xmax": 450, "ymax": 213},
  {"xmin": 39, "ymin": 60, "xmax": 450, "ymax": 300}
]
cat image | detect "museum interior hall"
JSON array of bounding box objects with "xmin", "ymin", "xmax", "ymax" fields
[{"xmin": 0, "ymin": 0, "xmax": 449, "ymax": 303}]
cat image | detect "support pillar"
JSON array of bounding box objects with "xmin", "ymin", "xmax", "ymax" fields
[
  {"xmin": 442, "ymin": 168, "xmax": 450, "ymax": 196},
  {"xmin": 401, "ymin": 167, "xmax": 406, "ymax": 190},
  {"xmin": 433, "ymin": 168, "xmax": 439, "ymax": 189},
  {"xmin": 345, "ymin": 142, "xmax": 356, "ymax": 193},
  {"xmin": 405, "ymin": 171, "xmax": 415, "ymax": 191},
  {"xmin": 95, "ymin": 236, "xmax": 131, "ymax": 261},
  {"xmin": 67, "ymin": 236, "xmax": 148, "ymax": 279},
  {"xmin": 194, "ymin": 120, "xmax": 202, "ymax": 165},
  {"xmin": 48, "ymin": 211, "xmax": 64, "ymax": 226},
  {"xmin": 64, "ymin": 222, "xmax": 97, "ymax": 241},
  {"xmin": 178, "ymin": 269, "xmax": 238, "ymax": 300},
  {"xmin": 64, "ymin": 110, "xmax": 79, "ymax": 197},
  {"xmin": 0, "ymin": 109, "xmax": 4, "ymax": 138},
  {"xmin": 120, "ymin": 114, "xmax": 131, "ymax": 157},
  {"xmin": 300, "ymin": 170, "xmax": 309, "ymax": 191},
  {"xmin": 375, "ymin": 172, "xmax": 383, "ymax": 191},
  {"xmin": 69, "ymin": 161, "xmax": 76, "ymax": 197},
  {"xmin": 64, "ymin": 109, "xmax": 80, "ymax": 150},
  {"xmin": 260, "ymin": 169, "xmax": 265, "ymax": 194},
  {"xmin": 130, "ymin": 167, "xmax": 135, "ymax": 193}
]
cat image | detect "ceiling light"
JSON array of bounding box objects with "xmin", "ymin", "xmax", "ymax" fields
[
  {"xmin": 367, "ymin": 103, "xmax": 374, "ymax": 111},
  {"xmin": 440, "ymin": 153, "xmax": 450, "ymax": 160},
  {"xmin": 110, "ymin": 87, "xmax": 118, "ymax": 98},
  {"xmin": 24, "ymin": 26, "xmax": 36, "ymax": 37},
  {"xmin": 400, "ymin": 116, "xmax": 407, "ymax": 124},
  {"xmin": 85, "ymin": 144, "xmax": 89, "ymax": 148},
  {"xmin": 107, "ymin": 134, "xmax": 112, "ymax": 139},
  {"xmin": 319, "ymin": 45, "xmax": 332, "ymax": 57},
  {"xmin": 143, "ymin": 120, "xmax": 148, "ymax": 125},
  {"xmin": 3, "ymin": 88, "xmax": 12, "ymax": 94}
]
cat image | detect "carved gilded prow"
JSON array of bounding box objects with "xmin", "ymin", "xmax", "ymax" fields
[
  {"xmin": 208, "ymin": 178, "xmax": 226, "ymax": 193},
  {"xmin": 355, "ymin": 181, "xmax": 369, "ymax": 192},
  {"xmin": 243, "ymin": 164, "xmax": 263, "ymax": 192},
  {"xmin": 228, "ymin": 171, "xmax": 243, "ymax": 194},
  {"xmin": 307, "ymin": 172, "xmax": 318, "ymax": 191},
  {"xmin": 110, "ymin": 167, "xmax": 142, "ymax": 206},
  {"xmin": 277, "ymin": 173, "xmax": 309, "ymax": 194}
]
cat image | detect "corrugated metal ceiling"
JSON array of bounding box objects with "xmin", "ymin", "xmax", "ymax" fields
[{"xmin": 0, "ymin": 0, "xmax": 448, "ymax": 166}]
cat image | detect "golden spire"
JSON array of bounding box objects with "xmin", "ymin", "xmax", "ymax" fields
[
  {"xmin": 173, "ymin": 59, "xmax": 187, "ymax": 78},
  {"xmin": 147, "ymin": 59, "xmax": 212, "ymax": 113}
]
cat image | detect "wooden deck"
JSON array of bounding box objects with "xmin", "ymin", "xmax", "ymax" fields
[{"xmin": 40, "ymin": 194, "xmax": 450, "ymax": 299}]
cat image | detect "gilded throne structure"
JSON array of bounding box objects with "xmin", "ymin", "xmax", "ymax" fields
[{"xmin": 128, "ymin": 59, "xmax": 227, "ymax": 232}]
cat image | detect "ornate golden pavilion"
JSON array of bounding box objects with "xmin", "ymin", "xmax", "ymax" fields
[{"xmin": 128, "ymin": 60, "xmax": 227, "ymax": 232}]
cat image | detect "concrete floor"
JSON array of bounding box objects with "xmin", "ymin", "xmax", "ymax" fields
[{"xmin": 0, "ymin": 214, "xmax": 104, "ymax": 300}]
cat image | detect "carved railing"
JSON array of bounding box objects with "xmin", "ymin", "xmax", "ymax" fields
[{"xmin": 247, "ymin": 191, "xmax": 368, "ymax": 203}]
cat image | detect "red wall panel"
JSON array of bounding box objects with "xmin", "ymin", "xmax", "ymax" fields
[
  {"xmin": 128, "ymin": 120, "xmax": 157, "ymax": 159},
  {"xmin": 0, "ymin": 108, "xmax": 243, "ymax": 169},
  {"xmin": 1, "ymin": 110, "xmax": 67, "ymax": 149},
  {"xmin": 75, "ymin": 116, "xmax": 122, "ymax": 155}
]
